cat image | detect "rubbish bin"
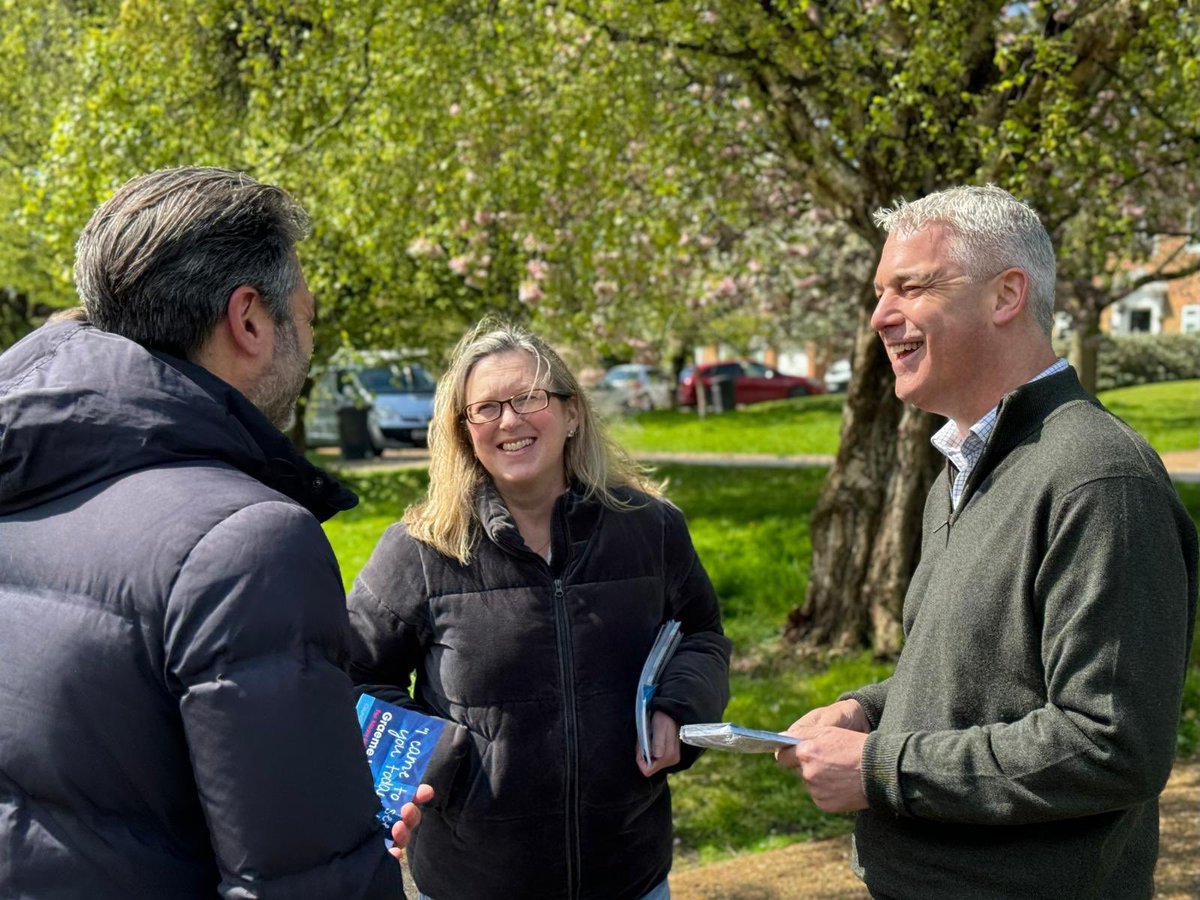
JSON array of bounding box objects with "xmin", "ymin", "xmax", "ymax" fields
[
  {"xmin": 707, "ymin": 376, "xmax": 736, "ymax": 413},
  {"xmin": 337, "ymin": 404, "xmax": 373, "ymax": 460}
]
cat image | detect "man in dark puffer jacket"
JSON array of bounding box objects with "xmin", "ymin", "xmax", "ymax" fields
[{"xmin": 0, "ymin": 167, "xmax": 421, "ymax": 899}]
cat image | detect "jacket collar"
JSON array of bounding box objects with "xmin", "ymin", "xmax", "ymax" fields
[
  {"xmin": 0, "ymin": 321, "xmax": 356, "ymax": 521},
  {"xmin": 157, "ymin": 352, "xmax": 357, "ymax": 522},
  {"xmin": 475, "ymin": 479, "xmax": 604, "ymax": 567}
]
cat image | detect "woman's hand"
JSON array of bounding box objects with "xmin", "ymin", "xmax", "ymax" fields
[
  {"xmin": 387, "ymin": 783, "xmax": 434, "ymax": 859},
  {"xmin": 636, "ymin": 711, "xmax": 681, "ymax": 777}
]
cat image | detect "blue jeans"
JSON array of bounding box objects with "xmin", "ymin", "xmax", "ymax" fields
[{"xmin": 420, "ymin": 877, "xmax": 670, "ymax": 900}]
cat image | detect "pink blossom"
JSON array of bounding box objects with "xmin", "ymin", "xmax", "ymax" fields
[
  {"xmin": 406, "ymin": 237, "xmax": 443, "ymax": 259},
  {"xmin": 448, "ymin": 103, "xmax": 462, "ymax": 116},
  {"xmin": 519, "ymin": 281, "xmax": 544, "ymax": 304},
  {"xmin": 526, "ymin": 259, "xmax": 549, "ymax": 281},
  {"xmin": 448, "ymin": 256, "xmax": 471, "ymax": 276}
]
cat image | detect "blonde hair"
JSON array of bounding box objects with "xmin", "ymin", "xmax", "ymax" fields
[{"xmin": 405, "ymin": 319, "xmax": 662, "ymax": 563}]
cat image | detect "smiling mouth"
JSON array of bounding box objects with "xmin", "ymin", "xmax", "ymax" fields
[
  {"xmin": 500, "ymin": 438, "xmax": 535, "ymax": 452},
  {"xmin": 889, "ymin": 340, "xmax": 923, "ymax": 360}
]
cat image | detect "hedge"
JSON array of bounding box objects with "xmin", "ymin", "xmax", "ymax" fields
[{"xmin": 1053, "ymin": 333, "xmax": 1200, "ymax": 392}]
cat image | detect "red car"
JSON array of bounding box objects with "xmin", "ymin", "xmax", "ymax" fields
[{"xmin": 677, "ymin": 360, "xmax": 826, "ymax": 407}]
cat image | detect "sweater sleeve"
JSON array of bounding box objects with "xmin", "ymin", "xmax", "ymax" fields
[
  {"xmin": 650, "ymin": 502, "xmax": 733, "ymax": 770},
  {"xmin": 864, "ymin": 475, "xmax": 1195, "ymax": 824},
  {"xmin": 163, "ymin": 502, "xmax": 403, "ymax": 900},
  {"xmin": 841, "ymin": 678, "xmax": 890, "ymax": 729}
]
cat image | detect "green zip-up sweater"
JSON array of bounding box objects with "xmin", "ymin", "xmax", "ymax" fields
[{"xmin": 846, "ymin": 368, "xmax": 1197, "ymax": 900}]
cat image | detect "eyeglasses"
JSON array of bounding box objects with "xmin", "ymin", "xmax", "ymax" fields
[{"xmin": 463, "ymin": 388, "xmax": 571, "ymax": 424}]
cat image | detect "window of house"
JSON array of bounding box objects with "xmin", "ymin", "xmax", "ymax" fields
[
  {"xmin": 1182, "ymin": 305, "xmax": 1200, "ymax": 334},
  {"xmin": 1128, "ymin": 309, "xmax": 1152, "ymax": 333}
]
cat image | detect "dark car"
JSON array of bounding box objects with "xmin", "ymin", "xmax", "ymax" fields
[{"xmin": 677, "ymin": 360, "xmax": 826, "ymax": 407}]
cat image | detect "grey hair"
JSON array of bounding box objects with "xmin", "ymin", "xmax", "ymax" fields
[
  {"xmin": 74, "ymin": 166, "xmax": 311, "ymax": 358},
  {"xmin": 873, "ymin": 185, "xmax": 1056, "ymax": 335}
]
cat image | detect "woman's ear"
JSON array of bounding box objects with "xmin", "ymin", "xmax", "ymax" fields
[{"xmin": 565, "ymin": 395, "xmax": 581, "ymax": 436}]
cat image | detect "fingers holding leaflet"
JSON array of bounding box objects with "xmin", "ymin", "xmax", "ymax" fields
[
  {"xmin": 387, "ymin": 783, "xmax": 434, "ymax": 858},
  {"xmin": 775, "ymin": 726, "xmax": 868, "ymax": 813},
  {"xmin": 636, "ymin": 711, "xmax": 681, "ymax": 777}
]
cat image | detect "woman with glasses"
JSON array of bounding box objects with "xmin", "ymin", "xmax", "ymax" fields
[{"xmin": 346, "ymin": 319, "xmax": 731, "ymax": 900}]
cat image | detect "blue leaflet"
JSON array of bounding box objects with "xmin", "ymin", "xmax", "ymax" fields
[
  {"xmin": 357, "ymin": 693, "xmax": 447, "ymax": 829},
  {"xmin": 635, "ymin": 620, "xmax": 682, "ymax": 765}
]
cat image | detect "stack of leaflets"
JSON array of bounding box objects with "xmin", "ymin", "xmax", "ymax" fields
[
  {"xmin": 635, "ymin": 619, "xmax": 683, "ymax": 765},
  {"xmin": 679, "ymin": 722, "xmax": 802, "ymax": 754},
  {"xmin": 356, "ymin": 692, "xmax": 448, "ymax": 830}
]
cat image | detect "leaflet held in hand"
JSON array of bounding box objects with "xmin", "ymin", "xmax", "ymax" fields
[
  {"xmin": 636, "ymin": 619, "xmax": 683, "ymax": 765},
  {"xmin": 679, "ymin": 722, "xmax": 802, "ymax": 753},
  {"xmin": 357, "ymin": 692, "xmax": 447, "ymax": 829}
]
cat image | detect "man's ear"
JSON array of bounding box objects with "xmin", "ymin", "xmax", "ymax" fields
[
  {"xmin": 225, "ymin": 285, "xmax": 272, "ymax": 357},
  {"xmin": 992, "ymin": 268, "xmax": 1028, "ymax": 327}
]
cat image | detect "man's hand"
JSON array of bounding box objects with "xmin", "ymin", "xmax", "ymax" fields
[
  {"xmin": 790, "ymin": 698, "xmax": 870, "ymax": 733},
  {"xmin": 775, "ymin": 702, "xmax": 870, "ymax": 813},
  {"xmin": 636, "ymin": 711, "xmax": 681, "ymax": 777},
  {"xmin": 387, "ymin": 783, "xmax": 434, "ymax": 859}
]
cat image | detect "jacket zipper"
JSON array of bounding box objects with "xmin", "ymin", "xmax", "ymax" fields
[{"xmin": 551, "ymin": 576, "xmax": 581, "ymax": 899}]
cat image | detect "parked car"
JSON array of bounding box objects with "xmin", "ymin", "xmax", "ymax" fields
[
  {"xmin": 824, "ymin": 359, "xmax": 852, "ymax": 393},
  {"xmin": 677, "ymin": 360, "xmax": 826, "ymax": 408},
  {"xmin": 305, "ymin": 351, "xmax": 436, "ymax": 453},
  {"xmin": 596, "ymin": 363, "xmax": 673, "ymax": 412}
]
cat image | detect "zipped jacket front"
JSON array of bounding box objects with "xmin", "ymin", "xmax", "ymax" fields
[{"xmin": 347, "ymin": 484, "xmax": 731, "ymax": 900}]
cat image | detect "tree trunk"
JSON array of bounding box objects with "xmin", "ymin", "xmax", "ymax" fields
[
  {"xmin": 785, "ymin": 286, "xmax": 940, "ymax": 656},
  {"xmin": 1068, "ymin": 308, "xmax": 1101, "ymax": 396}
]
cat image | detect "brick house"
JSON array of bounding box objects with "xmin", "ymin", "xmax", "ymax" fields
[{"xmin": 1099, "ymin": 236, "xmax": 1200, "ymax": 336}]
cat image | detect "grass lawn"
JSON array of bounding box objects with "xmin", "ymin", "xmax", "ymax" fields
[
  {"xmin": 320, "ymin": 380, "xmax": 1200, "ymax": 862},
  {"xmin": 1099, "ymin": 379, "xmax": 1200, "ymax": 453},
  {"xmin": 603, "ymin": 378, "xmax": 1199, "ymax": 460},
  {"xmin": 606, "ymin": 393, "xmax": 845, "ymax": 456}
]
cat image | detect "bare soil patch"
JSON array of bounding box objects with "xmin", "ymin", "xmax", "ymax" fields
[{"xmin": 668, "ymin": 759, "xmax": 1199, "ymax": 899}]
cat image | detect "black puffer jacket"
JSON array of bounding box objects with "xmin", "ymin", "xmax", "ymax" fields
[
  {"xmin": 0, "ymin": 322, "xmax": 403, "ymax": 899},
  {"xmin": 347, "ymin": 483, "xmax": 732, "ymax": 900}
]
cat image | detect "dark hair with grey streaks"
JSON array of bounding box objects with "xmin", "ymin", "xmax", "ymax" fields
[{"xmin": 74, "ymin": 166, "xmax": 310, "ymax": 358}]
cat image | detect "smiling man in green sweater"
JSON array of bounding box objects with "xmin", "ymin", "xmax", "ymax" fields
[{"xmin": 777, "ymin": 185, "xmax": 1198, "ymax": 899}]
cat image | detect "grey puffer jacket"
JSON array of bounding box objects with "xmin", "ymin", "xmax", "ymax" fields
[
  {"xmin": 0, "ymin": 322, "xmax": 404, "ymax": 899},
  {"xmin": 347, "ymin": 483, "xmax": 732, "ymax": 900}
]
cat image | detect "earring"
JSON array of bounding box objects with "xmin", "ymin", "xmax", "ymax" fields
[{"xmin": 568, "ymin": 429, "xmax": 576, "ymax": 438}]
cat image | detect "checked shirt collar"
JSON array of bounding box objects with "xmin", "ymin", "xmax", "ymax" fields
[{"xmin": 932, "ymin": 358, "xmax": 1068, "ymax": 510}]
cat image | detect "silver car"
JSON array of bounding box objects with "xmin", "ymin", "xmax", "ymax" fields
[
  {"xmin": 597, "ymin": 364, "xmax": 673, "ymax": 412},
  {"xmin": 305, "ymin": 352, "xmax": 435, "ymax": 453}
]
